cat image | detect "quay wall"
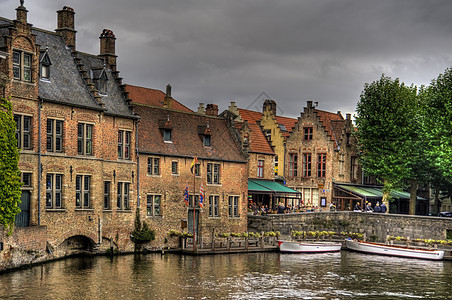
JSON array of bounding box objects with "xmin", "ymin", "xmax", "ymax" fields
[
  {"xmin": 0, "ymin": 225, "xmax": 48, "ymax": 272},
  {"xmin": 248, "ymin": 212, "xmax": 452, "ymax": 242}
]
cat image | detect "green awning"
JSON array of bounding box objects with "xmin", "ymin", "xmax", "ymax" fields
[
  {"xmin": 248, "ymin": 179, "xmax": 301, "ymax": 195},
  {"xmin": 334, "ymin": 183, "xmax": 426, "ymax": 200}
]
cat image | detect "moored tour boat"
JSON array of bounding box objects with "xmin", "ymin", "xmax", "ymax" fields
[
  {"xmin": 345, "ymin": 239, "xmax": 444, "ymax": 260},
  {"xmin": 277, "ymin": 240, "xmax": 342, "ymax": 253}
]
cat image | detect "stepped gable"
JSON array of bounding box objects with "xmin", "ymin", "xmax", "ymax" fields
[
  {"xmin": 77, "ymin": 52, "xmax": 136, "ymax": 118},
  {"xmin": 135, "ymin": 105, "xmax": 247, "ymax": 162},
  {"xmin": 125, "ymin": 84, "xmax": 193, "ymax": 113},
  {"xmin": 314, "ymin": 109, "xmax": 344, "ymax": 146},
  {"xmin": 237, "ymin": 108, "xmax": 274, "ymax": 154}
]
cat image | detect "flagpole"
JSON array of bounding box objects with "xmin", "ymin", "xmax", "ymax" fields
[{"xmin": 193, "ymin": 163, "xmax": 196, "ymax": 253}]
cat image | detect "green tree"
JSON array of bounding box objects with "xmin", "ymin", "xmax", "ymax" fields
[
  {"xmin": 419, "ymin": 68, "xmax": 452, "ymax": 213},
  {"xmin": 355, "ymin": 75, "xmax": 418, "ymax": 213},
  {"xmin": 420, "ymin": 68, "xmax": 452, "ymax": 185},
  {"xmin": 0, "ymin": 97, "xmax": 22, "ymax": 234}
]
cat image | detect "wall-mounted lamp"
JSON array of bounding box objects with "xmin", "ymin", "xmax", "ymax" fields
[
  {"xmin": 70, "ymin": 165, "xmax": 73, "ymax": 181},
  {"xmin": 131, "ymin": 170, "xmax": 134, "ymax": 183},
  {"xmin": 113, "ymin": 170, "xmax": 116, "ymax": 183}
]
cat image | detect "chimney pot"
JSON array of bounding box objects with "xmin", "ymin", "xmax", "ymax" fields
[
  {"xmin": 206, "ymin": 104, "xmax": 219, "ymax": 116},
  {"xmin": 197, "ymin": 103, "xmax": 206, "ymax": 114},
  {"xmin": 99, "ymin": 29, "xmax": 117, "ymax": 71},
  {"xmin": 166, "ymin": 84, "xmax": 171, "ymax": 97}
]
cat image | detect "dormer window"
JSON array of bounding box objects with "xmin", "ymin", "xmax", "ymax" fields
[
  {"xmin": 203, "ymin": 135, "xmax": 211, "ymax": 147},
  {"xmin": 198, "ymin": 124, "xmax": 212, "ymax": 147},
  {"xmin": 159, "ymin": 117, "xmax": 173, "ymax": 143},
  {"xmin": 97, "ymin": 69, "xmax": 108, "ymax": 95},
  {"xmin": 163, "ymin": 129, "xmax": 172, "ymax": 142},
  {"xmin": 40, "ymin": 50, "xmax": 51, "ymax": 80}
]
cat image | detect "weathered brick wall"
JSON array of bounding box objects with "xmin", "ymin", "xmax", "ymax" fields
[
  {"xmin": 248, "ymin": 212, "xmax": 452, "ymax": 242},
  {"xmin": 248, "ymin": 152, "xmax": 274, "ymax": 180},
  {"xmin": 139, "ymin": 155, "xmax": 248, "ymax": 246},
  {"xmin": 0, "ymin": 225, "xmax": 48, "ymax": 272}
]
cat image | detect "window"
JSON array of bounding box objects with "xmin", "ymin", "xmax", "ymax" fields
[
  {"xmin": 289, "ymin": 153, "xmax": 298, "ymax": 178},
  {"xmin": 14, "ymin": 114, "xmax": 31, "ymax": 150},
  {"xmin": 257, "ymin": 160, "xmax": 264, "ymax": 178},
  {"xmin": 76, "ymin": 175, "xmax": 91, "ymax": 209},
  {"xmin": 228, "ymin": 196, "xmax": 239, "ymax": 217},
  {"xmin": 274, "ymin": 155, "xmax": 278, "ymax": 176},
  {"xmin": 317, "ymin": 153, "xmax": 326, "ymax": 177},
  {"xmin": 171, "ymin": 161, "xmax": 178, "ymax": 175},
  {"xmin": 118, "ymin": 130, "xmax": 131, "ymax": 159},
  {"xmin": 209, "ymin": 195, "xmax": 219, "ymax": 217},
  {"xmin": 194, "ymin": 164, "xmax": 201, "ymax": 177},
  {"xmin": 302, "ymin": 153, "xmax": 312, "ymax": 177},
  {"xmin": 117, "ymin": 182, "xmax": 130, "ymax": 210},
  {"xmin": 304, "ymin": 127, "xmax": 313, "ymax": 141},
  {"xmin": 77, "ymin": 123, "xmax": 93, "ymax": 155},
  {"xmin": 13, "ymin": 50, "xmax": 32, "ymax": 82},
  {"xmin": 203, "ymin": 135, "xmax": 211, "ymax": 146},
  {"xmin": 21, "ymin": 172, "xmax": 32, "ymax": 187},
  {"xmin": 104, "ymin": 181, "xmax": 111, "ymax": 210},
  {"xmin": 207, "ymin": 163, "xmax": 220, "ymax": 184},
  {"xmin": 147, "ymin": 194, "xmax": 162, "ymax": 216},
  {"xmin": 96, "ymin": 71, "xmax": 108, "ymax": 95},
  {"xmin": 189, "ymin": 195, "xmax": 200, "ymax": 208},
  {"xmin": 351, "ymin": 156, "xmax": 358, "ymax": 181},
  {"xmin": 40, "ymin": 51, "xmax": 51, "ymax": 80},
  {"xmin": 46, "ymin": 174, "xmax": 62, "ymax": 209},
  {"xmin": 147, "ymin": 157, "xmax": 160, "ymax": 175},
  {"xmin": 163, "ymin": 129, "xmax": 172, "ymax": 142},
  {"xmin": 47, "ymin": 119, "xmax": 63, "ymax": 152}
]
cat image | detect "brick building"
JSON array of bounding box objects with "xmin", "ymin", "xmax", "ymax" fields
[
  {"xmin": 222, "ymin": 101, "xmax": 301, "ymax": 211},
  {"xmin": 127, "ymin": 85, "xmax": 249, "ymax": 245},
  {"xmin": 284, "ymin": 101, "xmax": 361, "ymax": 210},
  {"xmin": 0, "ymin": 4, "xmax": 139, "ymax": 254}
]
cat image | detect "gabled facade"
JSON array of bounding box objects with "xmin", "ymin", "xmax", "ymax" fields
[
  {"xmin": 222, "ymin": 101, "xmax": 301, "ymax": 211},
  {"xmin": 1, "ymin": 4, "xmax": 139, "ymax": 254},
  {"xmin": 285, "ymin": 101, "xmax": 361, "ymax": 210},
  {"xmin": 130, "ymin": 91, "xmax": 248, "ymax": 245}
]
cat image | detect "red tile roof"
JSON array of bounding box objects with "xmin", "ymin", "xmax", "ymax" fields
[
  {"xmin": 314, "ymin": 109, "xmax": 344, "ymax": 139},
  {"xmin": 125, "ymin": 84, "xmax": 193, "ymax": 113},
  {"xmin": 237, "ymin": 109, "xmax": 274, "ymax": 154},
  {"xmin": 134, "ymin": 105, "xmax": 246, "ymax": 162}
]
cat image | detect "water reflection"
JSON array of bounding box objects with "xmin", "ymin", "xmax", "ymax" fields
[{"xmin": 0, "ymin": 252, "xmax": 451, "ymax": 299}]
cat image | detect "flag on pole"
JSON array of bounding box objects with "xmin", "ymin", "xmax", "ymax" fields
[
  {"xmin": 184, "ymin": 186, "xmax": 189, "ymax": 206},
  {"xmin": 190, "ymin": 156, "xmax": 198, "ymax": 174},
  {"xmin": 199, "ymin": 182, "xmax": 204, "ymax": 209}
]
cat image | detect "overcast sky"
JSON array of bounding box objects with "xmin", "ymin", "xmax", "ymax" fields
[{"xmin": 3, "ymin": 0, "xmax": 452, "ymax": 117}]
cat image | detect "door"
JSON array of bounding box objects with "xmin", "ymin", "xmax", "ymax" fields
[{"xmin": 15, "ymin": 191, "xmax": 30, "ymax": 227}]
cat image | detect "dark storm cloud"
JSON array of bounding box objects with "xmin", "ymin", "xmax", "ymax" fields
[{"xmin": 4, "ymin": 0, "xmax": 452, "ymax": 117}]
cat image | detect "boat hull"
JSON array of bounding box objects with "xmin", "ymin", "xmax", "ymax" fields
[
  {"xmin": 277, "ymin": 240, "xmax": 342, "ymax": 253},
  {"xmin": 345, "ymin": 239, "xmax": 444, "ymax": 260}
]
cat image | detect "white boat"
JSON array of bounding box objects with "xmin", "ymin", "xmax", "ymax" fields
[
  {"xmin": 345, "ymin": 239, "xmax": 444, "ymax": 260},
  {"xmin": 277, "ymin": 240, "xmax": 342, "ymax": 253}
]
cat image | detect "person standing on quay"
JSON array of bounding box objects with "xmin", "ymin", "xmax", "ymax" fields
[{"xmin": 380, "ymin": 202, "xmax": 387, "ymax": 213}]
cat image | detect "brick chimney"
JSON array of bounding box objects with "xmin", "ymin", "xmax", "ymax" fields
[
  {"xmin": 163, "ymin": 84, "xmax": 173, "ymax": 109},
  {"xmin": 263, "ymin": 99, "xmax": 277, "ymax": 116},
  {"xmin": 206, "ymin": 104, "xmax": 219, "ymax": 116},
  {"xmin": 16, "ymin": 1, "xmax": 28, "ymax": 24},
  {"xmin": 56, "ymin": 6, "xmax": 76, "ymax": 51},
  {"xmin": 99, "ymin": 29, "xmax": 117, "ymax": 71}
]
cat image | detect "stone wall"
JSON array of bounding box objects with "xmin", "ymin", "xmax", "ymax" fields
[
  {"xmin": 0, "ymin": 225, "xmax": 48, "ymax": 272},
  {"xmin": 248, "ymin": 212, "xmax": 452, "ymax": 242}
]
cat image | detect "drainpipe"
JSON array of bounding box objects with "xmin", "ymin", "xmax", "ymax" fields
[
  {"xmin": 135, "ymin": 120, "xmax": 140, "ymax": 207},
  {"xmin": 38, "ymin": 99, "xmax": 42, "ymax": 225}
]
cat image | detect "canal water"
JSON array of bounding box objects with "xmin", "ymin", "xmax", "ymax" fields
[{"xmin": 1, "ymin": 251, "xmax": 451, "ymax": 299}]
